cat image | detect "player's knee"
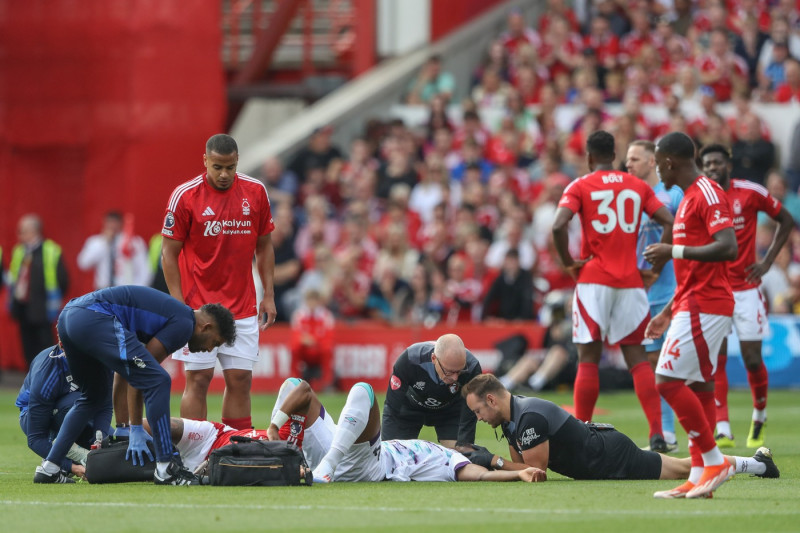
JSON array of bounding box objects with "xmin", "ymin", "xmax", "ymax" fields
[
  {"xmin": 352, "ymin": 382, "xmax": 375, "ymax": 407},
  {"xmin": 186, "ymin": 369, "xmax": 214, "ymax": 390}
]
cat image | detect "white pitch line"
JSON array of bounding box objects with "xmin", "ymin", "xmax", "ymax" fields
[{"xmin": 1, "ymin": 501, "xmax": 798, "ymax": 516}]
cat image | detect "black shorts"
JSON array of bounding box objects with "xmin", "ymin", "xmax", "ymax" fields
[
  {"xmin": 549, "ymin": 425, "xmax": 662, "ymax": 480},
  {"xmin": 381, "ymin": 403, "xmax": 460, "ymax": 442},
  {"xmin": 589, "ymin": 429, "xmax": 662, "ymax": 480}
]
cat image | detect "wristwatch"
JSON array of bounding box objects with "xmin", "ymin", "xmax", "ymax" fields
[{"xmin": 494, "ymin": 456, "xmax": 505, "ymax": 469}]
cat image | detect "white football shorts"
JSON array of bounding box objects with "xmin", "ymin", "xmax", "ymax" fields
[
  {"xmin": 173, "ymin": 315, "xmax": 259, "ymax": 371},
  {"xmin": 573, "ymin": 283, "xmax": 650, "ymax": 345},
  {"xmin": 656, "ymin": 311, "xmax": 732, "ymax": 383},
  {"xmin": 732, "ymin": 288, "xmax": 770, "ymax": 341}
]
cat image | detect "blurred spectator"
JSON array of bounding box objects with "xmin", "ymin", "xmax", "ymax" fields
[
  {"xmin": 471, "ymin": 66, "xmax": 513, "ymax": 113},
  {"xmin": 513, "ymin": 65, "xmax": 544, "ymax": 105},
  {"xmin": 734, "ymin": 15, "xmax": 770, "ymax": 89},
  {"xmin": 450, "ymin": 140, "xmax": 493, "ymax": 183},
  {"xmin": 453, "ymin": 109, "xmax": 490, "ymax": 150},
  {"xmin": 539, "ymin": 15, "xmax": 583, "ymax": 81},
  {"xmin": 406, "ymin": 263, "xmax": 444, "ymax": 327},
  {"xmin": 787, "ymin": 118, "xmax": 800, "ymax": 192},
  {"xmin": 330, "ymin": 247, "xmax": 371, "ymax": 320},
  {"xmin": 77, "ymin": 210, "xmax": 150, "ymax": 289},
  {"xmin": 442, "ymin": 253, "xmax": 483, "ymax": 324},
  {"xmin": 485, "ymin": 217, "xmax": 535, "ymax": 271},
  {"xmin": 773, "ymin": 261, "xmax": 800, "ymax": 313},
  {"xmin": 405, "ymin": 55, "xmax": 456, "ymax": 105},
  {"xmin": 584, "ymin": 15, "xmax": 620, "ymax": 73},
  {"xmin": 290, "ymin": 287, "xmax": 335, "ymax": 390},
  {"xmin": 758, "ymin": 16, "xmax": 800, "ymax": 75},
  {"xmin": 773, "ymin": 58, "xmax": 800, "ymax": 102},
  {"xmin": 760, "ymin": 170, "xmax": 800, "ymax": 226},
  {"xmin": 375, "ymin": 144, "xmax": 418, "ymax": 200},
  {"xmin": 8, "ymin": 214, "xmax": 69, "ymax": 368},
  {"xmin": 285, "ymin": 245, "xmax": 338, "ymax": 318},
  {"xmin": 367, "ymin": 265, "xmax": 412, "ymax": 323},
  {"xmin": 481, "ymin": 248, "xmax": 534, "ymax": 321},
  {"xmin": 420, "ymin": 218, "xmax": 453, "ymax": 271},
  {"xmin": 670, "ymin": 0, "xmax": 693, "ymax": 37},
  {"xmin": 539, "ymin": 0, "xmax": 580, "ymax": 34},
  {"xmin": 374, "ymin": 222, "xmax": 420, "ymax": 284},
  {"xmin": 759, "ymin": 238, "xmax": 793, "ymax": 311},
  {"xmin": 288, "ymin": 125, "xmax": 343, "ymax": 183},
  {"xmin": 596, "ymin": 0, "xmax": 630, "ymax": 37},
  {"xmin": 623, "ymin": 64, "xmax": 665, "ymax": 104},
  {"xmin": 731, "ymin": 113, "xmax": 777, "ymax": 185},
  {"xmin": 670, "ymin": 64, "xmax": 704, "ymax": 103},
  {"xmin": 696, "ymin": 113, "xmax": 733, "ymax": 148},
  {"xmin": 425, "ymin": 127, "xmax": 460, "ymax": 171},
  {"xmin": 472, "ymin": 39, "xmax": 511, "ymax": 86},
  {"xmin": 335, "ymin": 201, "xmax": 378, "ymax": 276},
  {"xmin": 697, "ymin": 29, "xmax": 748, "ymax": 102},
  {"xmin": 500, "ymin": 9, "xmax": 541, "ymax": 58},
  {"xmin": 271, "ymin": 203, "xmax": 301, "ymax": 323},
  {"xmin": 260, "ymin": 156, "xmax": 299, "ymax": 208},
  {"xmin": 294, "ymin": 195, "xmax": 340, "ymax": 268},
  {"xmin": 619, "ymin": 8, "xmax": 655, "ymax": 67},
  {"xmin": 340, "ymin": 138, "xmax": 379, "ymax": 192},
  {"xmin": 409, "ymin": 157, "xmax": 447, "ymax": 224},
  {"xmin": 758, "ymin": 40, "xmax": 791, "ymax": 94},
  {"xmin": 424, "ymin": 96, "xmax": 454, "ymax": 143}
]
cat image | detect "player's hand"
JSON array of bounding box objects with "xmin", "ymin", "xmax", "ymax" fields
[
  {"xmin": 70, "ymin": 463, "xmax": 87, "ymax": 480},
  {"xmin": 645, "ymin": 312, "xmax": 670, "ymax": 339},
  {"xmin": 519, "ymin": 467, "xmax": 547, "ymax": 483},
  {"xmin": 126, "ymin": 424, "xmax": 154, "ymax": 466},
  {"xmin": 745, "ymin": 261, "xmax": 769, "ymax": 284},
  {"xmin": 643, "ymin": 243, "xmax": 672, "ymax": 268},
  {"xmin": 266, "ymin": 424, "xmax": 281, "ymax": 441},
  {"xmin": 639, "ymin": 269, "xmax": 660, "ymax": 289},
  {"xmin": 259, "ymin": 298, "xmax": 277, "ymax": 331},
  {"xmin": 564, "ymin": 256, "xmax": 592, "ymax": 281}
]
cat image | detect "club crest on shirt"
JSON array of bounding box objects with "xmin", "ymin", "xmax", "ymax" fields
[
  {"xmin": 242, "ymin": 198, "xmax": 250, "ymax": 216},
  {"xmin": 733, "ymin": 199, "xmax": 742, "ymax": 215},
  {"xmin": 390, "ymin": 375, "xmax": 401, "ymax": 390},
  {"xmin": 449, "ymin": 383, "xmax": 459, "ymax": 394}
]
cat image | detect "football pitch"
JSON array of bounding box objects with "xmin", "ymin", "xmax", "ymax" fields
[{"xmin": 1, "ymin": 388, "xmax": 798, "ymax": 533}]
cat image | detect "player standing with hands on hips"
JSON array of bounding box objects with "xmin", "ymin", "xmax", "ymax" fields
[
  {"xmin": 162, "ymin": 134, "xmax": 277, "ymax": 430},
  {"xmin": 643, "ymin": 132, "xmax": 738, "ymax": 499}
]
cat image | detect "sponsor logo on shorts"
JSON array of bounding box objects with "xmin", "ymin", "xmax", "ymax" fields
[
  {"xmin": 187, "ymin": 432, "xmax": 203, "ymax": 441},
  {"xmin": 519, "ymin": 427, "xmax": 540, "ymax": 447},
  {"xmin": 390, "ymin": 375, "xmax": 401, "ymax": 390}
]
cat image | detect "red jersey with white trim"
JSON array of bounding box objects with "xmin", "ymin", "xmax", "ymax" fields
[
  {"xmin": 725, "ymin": 179, "xmax": 782, "ymax": 291},
  {"xmin": 162, "ymin": 173, "xmax": 274, "ymax": 319},
  {"xmin": 209, "ymin": 422, "xmax": 269, "ymax": 451},
  {"xmin": 672, "ymin": 176, "xmax": 734, "ymax": 316},
  {"xmin": 557, "ymin": 169, "xmax": 664, "ymax": 288}
]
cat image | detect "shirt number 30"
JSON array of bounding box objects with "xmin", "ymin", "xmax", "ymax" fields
[{"xmin": 590, "ymin": 189, "xmax": 642, "ymax": 234}]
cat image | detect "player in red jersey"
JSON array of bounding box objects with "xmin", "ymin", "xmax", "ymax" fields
[
  {"xmin": 700, "ymin": 144, "xmax": 794, "ymax": 449},
  {"xmin": 162, "ymin": 134, "xmax": 276, "ymax": 430},
  {"xmin": 644, "ymin": 132, "xmax": 738, "ymax": 499},
  {"xmin": 552, "ymin": 130, "xmax": 674, "ymax": 450}
]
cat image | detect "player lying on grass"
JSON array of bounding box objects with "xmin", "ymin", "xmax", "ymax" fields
[
  {"xmin": 265, "ymin": 378, "xmax": 542, "ymax": 483},
  {"xmin": 140, "ymin": 379, "xmax": 538, "ymax": 483},
  {"xmin": 461, "ymin": 374, "xmax": 778, "ymax": 498}
]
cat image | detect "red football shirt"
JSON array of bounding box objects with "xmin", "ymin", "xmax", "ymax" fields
[
  {"xmin": 163, "ymin": 173, "xmax": 274, "ymax": 319},
  {"xmin": 672, "ymin": 176, "xmax": 735, "ymax": 316},
  {"xmin": 209, "ymin": 423, "xmax": 270, "ymax": 451},
  {"xmin": 725, "ymin": 179, "xmax": 782, "ymax": 291},
  {"xmin": 558, "ymin": 169, "xmax": 665, "ymax": 288}
]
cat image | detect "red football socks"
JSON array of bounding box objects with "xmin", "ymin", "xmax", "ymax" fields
[
  {"xmin": 573, "ymin": 362, "xmax": 599, "ymax": 422},
  {"xmin": 630, "ymin": 361, "xmax": 662, "ymax": 438}
]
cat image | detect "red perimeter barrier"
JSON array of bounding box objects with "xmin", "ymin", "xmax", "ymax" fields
[{"xmin": 167, "ymin": 322, "xmax": 546, "ymax": 393}]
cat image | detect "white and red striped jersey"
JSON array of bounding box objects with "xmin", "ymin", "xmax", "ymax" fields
[
  {"xmin": 162, "ymin": 173, "xmax": 274, "ymax": 319},
  {"xmin": 672, "ymin": 176, "xmax": 734, "ymax": 316}
]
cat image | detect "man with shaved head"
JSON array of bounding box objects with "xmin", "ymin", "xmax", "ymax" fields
[{"xmin": 382, "ymin": 334, "xmax": 482, "ymax": 452}]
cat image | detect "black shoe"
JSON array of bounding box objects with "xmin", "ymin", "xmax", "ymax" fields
[
  {"xmin": 154, "ymin": 458, "xmax": 200, "ymax": 486},
  {"xmin": 649, "ymin": 434, "xmax": 668, "ymax": 454},
  {"xmin": 34, "ymin": 466, "xmax": 75, "ymax": 484},
  {"xmin": 752, "ymin": 447, "xmax": 780, "ymax": 478}
]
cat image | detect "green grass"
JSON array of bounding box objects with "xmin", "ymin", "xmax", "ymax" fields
[{"xmin": 1, "ymin": 389, "xmax": 799, "ymax": 532}]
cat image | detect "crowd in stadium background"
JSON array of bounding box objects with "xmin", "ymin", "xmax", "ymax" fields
[{"xmin": 4, "ymin": 0, "xmax": 800, "ymax": 374}]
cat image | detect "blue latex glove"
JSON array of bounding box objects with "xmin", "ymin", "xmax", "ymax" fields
[{"xmin": 125, "ymin": 424, "xmax": 154, "ymax": 466}]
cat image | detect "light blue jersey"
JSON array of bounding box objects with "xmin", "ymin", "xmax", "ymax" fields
[{"xmin": 636, "ymin": 182, "xmax": 684, "ymax": 306}]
